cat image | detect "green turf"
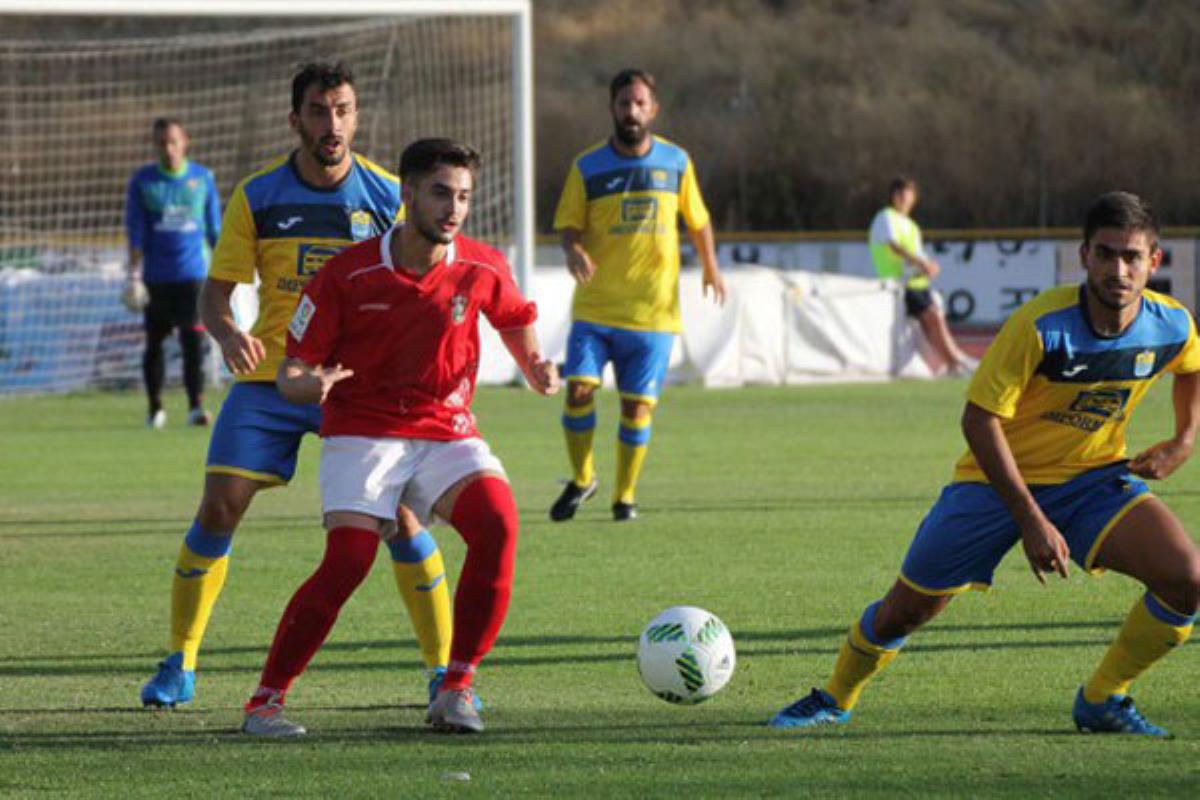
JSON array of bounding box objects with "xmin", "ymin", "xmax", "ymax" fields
[{"xmin": 1, "ymin": 382, "xmax": 1198, "ymax": 797}]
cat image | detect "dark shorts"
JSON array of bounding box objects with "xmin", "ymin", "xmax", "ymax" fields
[
  {"xmin": 904, "ymin": 287, "xmax": 935, "ymax": 318},
  {"xmin": 145, "ymin": 280, "xmax": 203, "ymax": 335},
  {"xmin": 900, "ymin": 462, "xmax": 1152, "ymax": 595}
]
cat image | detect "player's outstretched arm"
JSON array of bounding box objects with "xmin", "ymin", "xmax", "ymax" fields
[
  {"xmin": 499, "ymin": 326, "xmax": 560, "ymax": 396},
  {"xmin": 961, "ymin": 402, "xmax": 1070, "ymax": 583},
  {"xmin": 275, "ymin": 356, "xmax": 353, "ymax": 405},
  {"xmin": 200, "ymin": 278, "xmax": 265, "ymax": 375},
  {"xmin": 1130, "ymin": 370, "xmax": 1200, "ymax": 480}
]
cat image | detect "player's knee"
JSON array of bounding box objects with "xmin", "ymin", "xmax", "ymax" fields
[
  {"xmin": 620, "ymin": 399, "xmax": 652, "ymax": 421},
  {"xmin": 196, "ymin": 491, "xmax": 249, "ymax": 532},
  {"xmin": 875, "ymin": 584, "xmax": 949, "ymax": 640},
  {"xmin": 567, "ymin": 381, "xmax": 596, "ymax": 407},
  {"xmin": 1160, "ymin": 555, "xmax": 1200, "ymax": 616}
]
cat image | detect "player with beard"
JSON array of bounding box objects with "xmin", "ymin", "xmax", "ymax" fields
[
  {"xmin": 770, "ymin": 192, "xmax": 1200, "ymax": 737},
  {"xmin": 240, "ymin": 138, "xmax": 559, "ymax": 736},
  {"xmin": 550, "ymin": 68, "xmax": 726, "ymax": 523},
  {"xmin": 140, "ymin": 63, "xmax": 457, "ymax": 714}
]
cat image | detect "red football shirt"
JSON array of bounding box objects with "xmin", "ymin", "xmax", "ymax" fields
[{"xmin": 286, "ymin": 226, "xmax": 537, "ymax": 439}]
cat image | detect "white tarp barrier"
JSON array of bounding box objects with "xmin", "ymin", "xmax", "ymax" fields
[{"xmin": 479, "ymin": 266, "xmax": 934, "ymax": 388}]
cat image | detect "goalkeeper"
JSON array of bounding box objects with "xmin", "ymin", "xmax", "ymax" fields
[{"xmin": 123, "ymin": 117, "xmax": 221, "ymax": 428}]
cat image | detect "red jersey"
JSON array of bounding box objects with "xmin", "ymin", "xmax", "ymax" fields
[{"xmin": 286, "ymin": 226, "xmax": 537, "ymax": 439}]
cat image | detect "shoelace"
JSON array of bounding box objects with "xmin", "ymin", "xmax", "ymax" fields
[
  {"xmin": 1116, "ymin": 697, "xmax": 1152, "ymax": 730},
  {"xmin": 786, "ymin": 689, "xmax": 830, "ymax": 716}
]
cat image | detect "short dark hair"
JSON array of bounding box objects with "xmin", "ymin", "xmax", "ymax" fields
[
  {"xmin": 152, "ymin": 117, "xmax": 184, "ymax": 136},
  {"xmin": 1084, "ymin": 191, "xmax": 1159, "ymax": 246},
  {"xmin": 399, "ymin": 138, "xmax": 481, "ymax": 184},
  {"xmin": 888, "ymin": 175, "xmax": 917, "ymax": 199},
  {"xmin": 291, "ymin": 61, "xmax": 356, "ymax": 114},
  {"xmin": 610, "ymin": 68, "xmax": 657, "ymax": 102}
]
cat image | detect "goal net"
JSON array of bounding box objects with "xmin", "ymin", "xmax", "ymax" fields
[{"xmin": 0, "ymin": 6, "xmax": 529, "ymax": 395}]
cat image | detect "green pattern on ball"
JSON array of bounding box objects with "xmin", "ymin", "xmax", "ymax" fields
[
  {"xmin": 645, "ymin": 623, "xmax": 686, "ymax": 642},
  {"xmin": 675, "ymin": 647, "xmax": 705, "ymax": 693}
]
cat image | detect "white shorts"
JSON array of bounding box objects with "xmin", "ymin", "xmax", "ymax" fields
[{"xmin": 319, "ymin": 436, "xmax": 505, "ymax": 527}]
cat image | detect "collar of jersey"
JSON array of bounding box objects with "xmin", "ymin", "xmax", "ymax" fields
[
  {"xmin": 381, "ymin": 224, "xmax": 457, "ymax": 278},
  {"xmin": 607, "ymin": 135, "xmax": 657, "ymax": 161},
  {"xmin": 287, "ymin": 150, "xmax": 356, "ymax": 193},
  {"xmin": 1077, "ymin": 283, "xmax": 1144, "ymax": 341}
]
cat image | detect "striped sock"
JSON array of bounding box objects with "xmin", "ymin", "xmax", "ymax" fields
[
  {"xmin": 170, "ymin": 521, "xmax": 233, "ymax": 671},
  {"xmin": 388, "ymin": 529, "xmax": 453, "ymax": 671}
]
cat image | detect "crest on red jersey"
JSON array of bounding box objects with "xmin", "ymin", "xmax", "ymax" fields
[{"xmin": 450, "ymin": 294, "xmax": 468, "ymax": 324}]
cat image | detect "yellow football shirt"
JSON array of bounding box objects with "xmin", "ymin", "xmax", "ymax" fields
[
  {"xmin": 553, "ymin": 136, "xmax": 711, "ymax": 333},
  {"xmin": 208, "ymin": 152, "xmax": 401, "ymax": 382},
  {"xmin": 954, "ymin": 285, "xmax": 1200, "ymax": 484}
]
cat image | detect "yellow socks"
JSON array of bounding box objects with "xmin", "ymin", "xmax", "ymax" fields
[
  {"xmin": 614, "ymin": 414, "xmax": 651, "ymax": 504},
  {"xmin": 170, "ymin": 522, "xmax": 233, "ymax": 671},
  {"xmin": 388, "ymin": 529, "xmax": 452, "ymax": 670},
  {"xmin": 562, "ymin": 398, "xmax": 597, "ymax": 488},
  {"xmin": 1083, "ymin": 592, "xmax": 1195, "ymax": 703},
  {"xmin": 825, "ymin": 601, "xmax": 906, "ymax": 711}
]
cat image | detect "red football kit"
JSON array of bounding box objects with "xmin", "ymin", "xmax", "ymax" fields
[{"xmin": 286, "ymin": 225, "xmax": 537, "ymax": 440}]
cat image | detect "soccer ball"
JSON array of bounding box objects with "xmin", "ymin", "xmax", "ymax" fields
[{"xmin": 637, "ymin": 605, "xmax": 735, "ymax": 705}]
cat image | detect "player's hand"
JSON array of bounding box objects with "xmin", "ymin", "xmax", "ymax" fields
[
  {"xmin": 702, "ymin": 268, "xmax": 727, "ymax": 306},
  {"xmin": 566, "ymin": 248, "xmax": 597, "ymax": 284},
  {"xmin": 526, "ymin": 357, "xmax": 560, "ymax": 396},
  {"xmin": 922, "ymin": 258, "xmax": 941, "ymax": 279},
  {"xmin": 217, "ymin": 330, "xmax": 266, "ymax": 376},
  {"xmin": 1129, "ymin": 439, "xmax": 1194, "ymax": 480},
  {"xmin": 1018, "ymin": 516, "xmax": 1071, "ymax": 584},
  {"xmin": 313, "ymin": 363, "xmax": 354, "ymax": 404}
]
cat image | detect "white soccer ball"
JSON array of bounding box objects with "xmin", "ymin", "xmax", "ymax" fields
[{"xmin": 637, "ymin": 605, "xmax": 736, "ymax": 705}]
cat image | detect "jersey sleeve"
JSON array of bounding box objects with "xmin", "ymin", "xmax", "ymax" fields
[
  {"xmin": 482, "ymin": 259, "xmax": 538, "ymax": 331},
  {"xmin": 1168, "ymin": 314, "xmax": 1200, "ymax": 374},
  {"xmin": 965, "ymin": 310, "xmax": 1044, "ymax": 419},
  {"xmin": 678, "ymin": 158, "xmax": 711, "ymax": 232},
  {"xmin": 204, "ymin": 170, "xmax": 222, "ymax": 249},
  {"xmin": 868, "ymin": 210, "xmax": 896, "ymax": 246},
  {"xmin": 124, "ymin": 175, "xmax": 146, "ymax": 251},
  {"xmin": 208, "ymin": 183, "xmax": 257, "ymax": 284},
  {"xmin": 286, "ymin": 265, "xmax": 341, "ymax": 366},
  {"xmin": 552, "ymin": 162, "xmax": 587, "ymax": 232}
]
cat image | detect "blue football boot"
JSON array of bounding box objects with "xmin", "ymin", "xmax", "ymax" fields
[
  {"xmin": 1072, "ymin": 687, "xmax": 1169, "ymax": 737},
  {"xmin": 427, "ymin": 667, "xmax": 483, "ymax": 711},
  {"xmin": 140, "ymin": 652, "xmax": 195, "ymax": 708},
  {"xmin": 768, "ymin": 688, "xmax": 851, "ymax": 729}
]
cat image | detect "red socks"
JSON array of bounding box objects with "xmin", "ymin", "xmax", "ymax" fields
[
  {"xmin": 442, "ymin": 477, "xmax": 520, "ymax": 691},
  {"xmin": 247, "ymin": 526, "xmax": 378, "ymax": 709}
]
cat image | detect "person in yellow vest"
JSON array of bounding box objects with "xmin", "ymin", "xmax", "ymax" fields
[{"xmin": 869, "ymin": 176, "xmax": 975, "ymax": 376}]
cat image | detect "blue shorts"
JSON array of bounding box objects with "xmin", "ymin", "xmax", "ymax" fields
[
  {"xmin": 901, "ymin": 462, "xmax": 1152, "ymax": 594},
  {"xmin": 563, "ymin": 320, "xmax": 674, "ymax": 403},
  {"xmin": 206, "ymin": 382, "xmax": 322, "ymax": 485}
]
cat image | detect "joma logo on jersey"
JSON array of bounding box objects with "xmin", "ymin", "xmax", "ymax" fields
[
  {"xmin": 297, "ymin": 244, "xmax": 343, "ymax": 277},
  {"xmin": 1069, "ymin": 388, "xmax": 1131, "ymax": 419},
  {"xmin": 349, "ymin": 209, "xmax": 373, "ymax": 241},
  {"xmin": 621, "ymin": 197, "xmax": 658, "ymax": 223},
  {"xmin": 450, "ymin": 294, "xmax": 468, "ymax": 324}
]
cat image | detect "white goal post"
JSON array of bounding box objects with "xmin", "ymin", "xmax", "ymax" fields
[{"xmin": 0, "ymin": 0, "xmax": 533, "ymax": 395}]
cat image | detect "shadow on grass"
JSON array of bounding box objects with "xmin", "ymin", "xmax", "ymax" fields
[{"xmin": 0, "ymin": 712, "xmax": 1086, "ymax": 753}]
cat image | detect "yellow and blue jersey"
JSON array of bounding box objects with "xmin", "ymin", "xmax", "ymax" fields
[
  {"xmin": 209, "ymin": 152, "xmax": 401, "ymax": 383},
  {"xmin": 553, "ymin": 136, "xmax": 710, "ymax": 333},
  {"xmin": 956, "ymin": 284, "xmax": 1200, "ymax": 484}
]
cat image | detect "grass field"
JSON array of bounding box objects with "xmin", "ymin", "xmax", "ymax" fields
[{"xmin": 2, "ymin": 381, "xmax": 1198, "ymax": 797}]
